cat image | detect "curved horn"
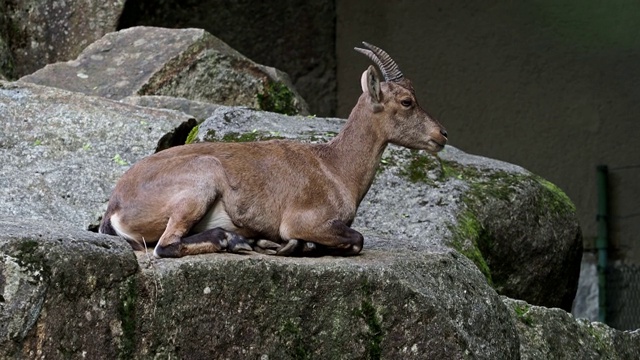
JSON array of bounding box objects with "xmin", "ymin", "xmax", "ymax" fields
[{"xmin": 354, "ymin": 42, "xmax": 404, "ymax": 82}]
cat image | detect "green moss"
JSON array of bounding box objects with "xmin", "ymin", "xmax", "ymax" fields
[
  {"xmin": 112, "ymin": 154, "xmax": 128, "ymax": 166},
  {"xmin": 583, "ymin": 322, "xmax": 612, "ymax": 352},
  {"xmin": 257, "ymin": 81, "xmax": 298, "ymax": 115},
  {"xmin": 449, "ymin": 211, "xmax": 493, "ymax": 285},
  {"xmin": 512, "ymin": 303, "xmax": 534, "ymax": 326},
  {"xmin": 118, "ymin": 277, "xmax": 138, "ymax": 359},
  {"xmin": 353, "ymin": 279, "xmax": 383, "ymax": 360},
  {"xmin": 280, "ymin": 319, "xmax": 311, "ymax": 360},
  {"xmin": 220, "ymin": 130, "xmax": 284, "ymax": 142},
  {"xmin": 185, "ymin": 124, "xmax": 199, "ymax": 144},
  {"xmin": 535, "ymin": 176, "xmax": 576, "ymax": 214},
  {"xmin": 397, "ymin": 150, "xmax": 439, "ymax": 183}
]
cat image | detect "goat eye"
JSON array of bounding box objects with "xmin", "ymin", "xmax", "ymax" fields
[{"xmin": 400, "ymin": 99, "xmax": 412, "ymax": 107}]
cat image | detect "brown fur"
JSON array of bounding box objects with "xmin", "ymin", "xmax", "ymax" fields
[{"xmin": 100, "ymin": 57, "xmax": 447, "ymax": 258}]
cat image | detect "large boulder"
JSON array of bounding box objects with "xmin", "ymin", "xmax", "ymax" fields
[
  {"xmin": 118, "ymin": 0, "xmax": 337, "ymax": 116},
  {"xmin": 20, "ymin": 27, "xmax": 309, "ymax": 115},
  {"xmin": 0, "ymin": 80, "xmax": 196, "ymax": 231},
  {"xmin": 0, "ymin": 0, "xmax": 125, "ymax": 78},
  {"xmin": 504, "ymin": 298, "xmax": 640, "ymax": 359},
  {"xmin": 2, "ymin": 218, "xmax": 638, "ymax": 359},
  {"xmin": 0, "ymin": 217, "xmax": 519, "ymax": 359}
]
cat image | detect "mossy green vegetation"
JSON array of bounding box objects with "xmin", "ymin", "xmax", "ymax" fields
[
  {"xmin": 118, "ymin": 277, "xmax": 138, "ymax": 359},
  {"xmin": 112, "ymin": 154, "xmax": 128, "ymax": 166},
  {"xmin": 512, "ymin": 302, "xmax": 534, "ymax": 326},
  {"xmin": 257, "ymin": 81, "xmax": 298, "ymax": 115},
  {"xmin": 281, "ymin": 319, "xmax": 312, "ymax": 360},
  {"xmin": 355, "ymin": 279, "xmax": 384, "ymax": 360},
  {"xmin": 219, "ymin": 130, "xmax": 285, "ymax": 142},
  {"xmin": 534, "ymin": 176, "xmax": 576, "ymax": 215},
  {"xmin": 449, "ymin": 211, "xmax": 493, "ymax": 285},
  {"xmin": 397, "ymin": 150, "xmax": 439, "ymax": 183},
  {"xmin": 185, "ymin": 124, "xmax": 199, "ymax": 144}
]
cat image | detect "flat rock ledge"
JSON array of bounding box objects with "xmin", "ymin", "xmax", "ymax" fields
[{"xmin": 1, "ymin": 217, "xmax": 638, "ymax": 359}]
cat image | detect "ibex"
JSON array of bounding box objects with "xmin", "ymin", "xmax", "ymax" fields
[{"xmin": 99, "ymin": 42, "xmax": 448, "ymax": 258}]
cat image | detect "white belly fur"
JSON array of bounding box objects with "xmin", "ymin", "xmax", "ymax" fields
[{"xmin": 192, "ymin": 200, "xmax": 238, "ymax": 233}]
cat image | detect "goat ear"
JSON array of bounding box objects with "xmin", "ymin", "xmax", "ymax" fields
[{"xmin": 361, "ymin": 65, "xmax": 382, "ymax": 103}]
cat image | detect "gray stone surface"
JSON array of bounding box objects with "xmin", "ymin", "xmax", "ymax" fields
[
  {"xmin": 2, "ymin": 217, "xmax": 637, "ymax": 359},
  {"xmin": 118, "ymin": 0, "xmax": 336, "ymax": 116},
  {"xmin": 121, "ymin": 95, "xmax": 221, "ymax": 121},
  {"xmin": 1, "ymin": 0, "xmax": 125, "ymax": 78},
  {"xmin": 194, "ymin": 106, "xmax": 583, "ymax": 310},
  {"xmin": 0, "ymin": 216, "xmax": 518, "ymax": 359},
  {"xmin": 0, "ymin": 80, "xmax": 195, "ymax": 231},
  {"xmin": 504, "ymin": 297, "xmax": 640, "ymax": 359},
  {"xmin": 20, "ymin": 27, "xmax": 309, "ymax": 115}
]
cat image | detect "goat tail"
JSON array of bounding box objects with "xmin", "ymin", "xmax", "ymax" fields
[{"xmin": 99, "ymin": 215, "xmax": 117, "ymax": 235}]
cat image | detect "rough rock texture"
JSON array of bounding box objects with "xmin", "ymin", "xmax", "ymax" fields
[
  {"xmin": 504, "ymin": 298, "xmax": 640, "ymax": 359},
  {"xmin": 120, "ymin": 95, "xmax": 220, "ymax": 122},
  {"xmin": 0, "ymin": 216, "xmax": 517, "ymax": 359},
  {"xmin": 118, "ymin": 0, "xmax": 336, "ymax": 116},
  {"xmin": 0, "ymin": 80, "xmax": 196, "ymax": 230},
  {"xmin": 1, "ymin": 0, "xmax": 125, "ymax": 79},
  {"xmin": 192, "ymin": 106, "xmax": 583, "ymax": 310},
  {"xmin": 20, "ymin": 27, "xmax": 309, "ymax": 115},
  {"xmin": 0, "ymin": 217, "xmax": 139, "ymax": 359},
  {"xmin": 2, "ymin": 218, "xmax": 637, "ymax": 359},
  {"xmin": 0, "ymin": 34, "xmax": 12, "ymax": 80}
]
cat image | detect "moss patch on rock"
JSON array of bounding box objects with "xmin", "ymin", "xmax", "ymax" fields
[
  {"xmin": 449, "ymin": 211, "xmax": 493, "ymax": 285},
  {"xmin": 512, "ymin": 302, "xmax": 534, "ymax": 326},
  {"xmin": 257, "ymin": 81, "xmax": 298, "ymax": 115},
  {"xmin": 220, "ymin": 130, "xmax": 285, "ymax": 143},
  {"xmin": 185, "ymin": 124, "xmax": 200, "ymax": 144}
]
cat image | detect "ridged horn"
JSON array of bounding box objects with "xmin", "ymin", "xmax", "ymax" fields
[{"xmin": 354, "ymin": 42, "xmax": 404, "ymax": 82}]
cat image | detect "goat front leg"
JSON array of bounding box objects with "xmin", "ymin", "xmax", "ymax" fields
[
  {"xmin": 153, "ymin": 197, "xmax": 252, "ymax": 258},
  {"xmin": 154, "ymin": 227, "xmax": 253, "ymax": 258}
]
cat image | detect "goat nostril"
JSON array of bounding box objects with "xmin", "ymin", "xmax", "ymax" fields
[{"xmin": 440, "ymin": 129, "xmax": 448, "ymax": 138}]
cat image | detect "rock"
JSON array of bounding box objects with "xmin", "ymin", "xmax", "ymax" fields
[
  {"xmin": 192, "ymin": 106, "xmax": 583, "ymax": 310},
  {"xmin": 0, "ymin": 80, "xmax": 196, "ymax": 231},
  {"xmin": 0, "ymin": 217, "xmax": 139, "ymax": 359},
  {"xmin": 504, "ymin": 297, "xmax": 640, "ymax": 359},
  {"xmin": 1, "ymin": 0, "xmax": 125, "ymax": 78},
  {"xmin": 0, "ymin": 35, "xmax": 12, "ymax": 80},
  {"xmin": 0, "ymin": 216, "xmax": 519, "ymax": 358},
  {"xmin": 120, "ymin": 95, "xmax": 220, "ymax": 122},
  {"xmin": 2, "ymin": 217, "xmax": 637, "ymax": 359},
  {"xmin": 118, "ymin": 0, "xmax": 337, "ymax": 116},
  {"xmin": 20, "ymin": 27, "xmax": 309, "ymax": 115}
]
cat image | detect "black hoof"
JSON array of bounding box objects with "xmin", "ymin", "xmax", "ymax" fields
[
  {"xmin": 227, "ymin": 233, "xmax": 253, "ymax": 254},
  {"xmin": 153, "ymin": 243, "xmax": 181, "ymax": 258},
  {"xmin": 277, "ymin": 239, "xmax": 302, "ymax": 256}
]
